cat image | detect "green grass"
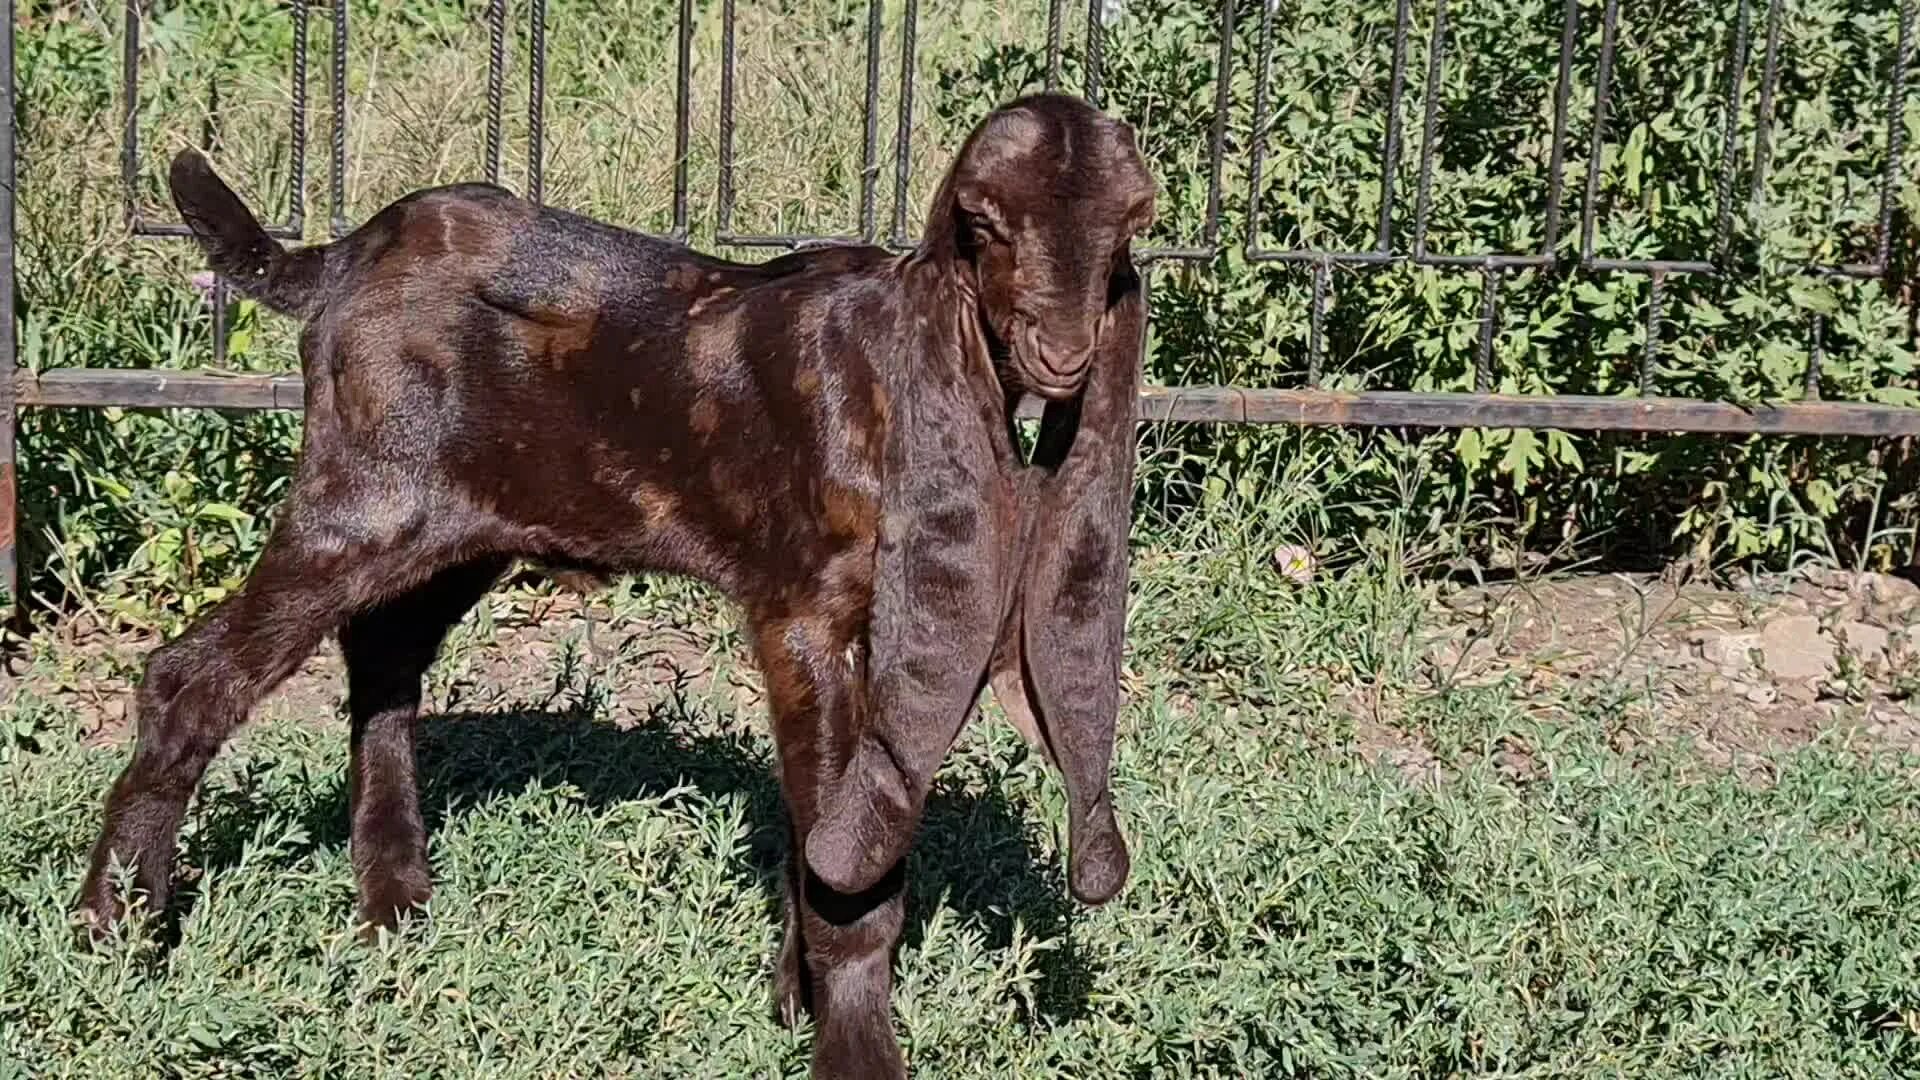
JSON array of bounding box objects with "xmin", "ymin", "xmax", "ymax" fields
[{"xmin": 5, "ymin": 503, "xmax": 1920, "ymax": 1078}]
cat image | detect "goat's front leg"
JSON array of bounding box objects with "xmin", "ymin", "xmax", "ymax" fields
[
  {"xmin": 340, "ymin": 558, "xmax": 505, "ymax": 936},
  {"xmin": 755, "ymin": 610, "xmax": 908, "ymax": 1080}
]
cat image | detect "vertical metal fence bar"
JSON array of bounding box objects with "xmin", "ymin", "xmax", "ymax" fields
[
  {"xmin": 1641, "ymin": 270, "xmax": 1664, "ymax": 395},
  {"xmin": 1748, "ymin": 0, "xmax": 1784, "ymax": 213},
  {"xmin": 205, "ymin": 82, "xmax": 229, "ymax": 365},
  {"xmin": 1377, "ymin": 0, "xmax": 1412, "ymax": 253},
  {"xmin": 718, "ymin": 0, "xmax": 737, "ymax": 234},
  {"xmin": 1540, "ymin": 0, "xmax": 1578, "ymax": 255},
  {"xmin": 892, "ymin": 0, "xmax": 920, "ymax": 248},
  {"xmin": 1475, "ymin": 263, "xmax": 1500, "ymax": 393},
  {"xmin": 0, "ymin": 0, "xmax": 15, "ymax": 615},
  {"xmin": 1806, "ymin": 315, "xmax": 1826, "ymax": 400},
  {"xmin": 1711, "ymin": 0, "xmax": 1752, "ymax": 268},
  {"xmin": 203, "ymin": 79, "xmax": 222, "ymax": 154},
  {"xmin": 1085, "ymin": 0, "xmax": 1105, "ymax": 106},
  {"xmin": 859, "ymin": 0, "xmax": 884, "ymax": 242},
  {"xmin": 486, "ymin": 0, "xmax": 507, "ymax": 185},
  {"xmin": 211, "ymin": 282, "xmax": 231, "ymax": 365},
  {"xmin": 673, "ymin": 0, "xmax": 693, "ymax": 238},
  {"xmin": 120, "ymin": 0, "xmax": 141, "ymax": 232},
  {"xmin": 329, "ymin": 0, "xmax": 349, "ymax": 236},
  {"xmin": 1411, "ymin": 0, "xmax": 1448, "ymax": 259},
  {"xmin": 287, "ymin": 0, "xmax": 309, "ymax": 232},
  {"xmin": 528, "ymin": 0, "xmax": 547, "ymax": 204},
  {"xmin": 1579, "ymin": 0, "xmax": 1621, "ymax": 267},
  {"xmin": 1199, "ymin": 0, "xmax": 1235, "ymax": 248},
  {"xmin": 1046, "ymin": 0, "xmax": 1066, "ymax": 91},
  {"xmin": 1244, "ymin": 0, "xmax": 1277, "ymax": 255},
  {"xmin": 1138, "ymin": 266, "xmax": 1153, "ymax": 373},
  {"xmin": 1308, "ymin": 258, "xmax": 1329, "ymax": 386},
  {"xmin": 1874, "ymin": 0, "xmax": 1915, "ymax": 274}
]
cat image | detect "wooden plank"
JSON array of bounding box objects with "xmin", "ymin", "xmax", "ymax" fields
[
  {"xmin": 1012, "ymin": 385, "xmax": 1246, "ymax": 422},
  {"xmin": 1234, "ymin": 390, "xmax": 1920, "ymax": 436},
  {"xmin": 18, "ymin": 370, "xmax": 1920, "ymax": 437},
  {"xmin": 15, "ymin": 369, "xmax": 301, "ymax": 409}
]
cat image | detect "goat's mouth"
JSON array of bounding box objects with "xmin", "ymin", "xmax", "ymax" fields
[
  {"xmin": 981, "ymin": 309, "xmax": 1092, "ymax": 400},
  {"xmin": 1013, "ymin": 320, "xmax": 1094, "ymax": 401},
  {"xmin": 1021, "ymin": 363, "xmax": 1085, "ymax": 400}
]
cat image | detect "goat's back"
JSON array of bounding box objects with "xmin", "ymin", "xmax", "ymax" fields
[{"xmin": 294, "ymin": 186, "xmax": 905, "ymax": 603}]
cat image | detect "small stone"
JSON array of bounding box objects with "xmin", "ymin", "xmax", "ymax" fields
[
  {"xmin": 1699, "ymin": 631, "xmax": 1762, "ymax": 672},
  {"xmin": 1743, "ymin": 684, "xmax": 1778, "ymax": 706},
  {"xmin": 1861, "ymin": 572, "xmax": 1920, "ymax": 606},
  {"xmin": 1759, "ymin": 615, "xmax": 1835, "ymax": 682}
]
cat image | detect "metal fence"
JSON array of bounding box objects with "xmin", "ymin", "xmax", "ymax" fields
[{"xmin": 1, "ymin": 0, "xmax": 1918, "ymax": 610}]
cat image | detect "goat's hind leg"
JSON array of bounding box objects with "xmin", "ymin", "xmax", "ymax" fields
[
  {"xmin": 73, "ymin": 488, "xmax": 461, "ymax": 938},
  {"xmin": 342, "ymin": 557, "xmax": 505, "ymax": 936}
]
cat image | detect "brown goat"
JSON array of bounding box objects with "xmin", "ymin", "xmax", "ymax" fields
[{"xmin": 74, "ymin": 93, "xmax": 1154, "ymax": 1078}]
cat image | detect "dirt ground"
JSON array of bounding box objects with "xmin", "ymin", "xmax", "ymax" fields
[
  {"xmin": 1390, "ymin": 566, "xmax": 1920, "ymax": 776},
  {"xmin": 5, "ymin": 589, "xmax": 745, "ymax": 744},
  {"xmin": 10, "ymin": 569, "xmax": 1920, "ymax": 777}
]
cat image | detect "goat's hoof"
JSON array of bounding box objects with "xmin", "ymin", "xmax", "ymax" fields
[
  {"xmin": 71, "ymin": 875, "xmax": 143, "ymax": 947},
  {"xmin": 69, "ymin": 900, "xmax": 120, "ymax": 949},
  {"xmin": 773, "ymin": 978, "xmax": 808, "ymax": 1030},
  {"xmin": 355, "ymin": 875, "xmax": 431, "ymax": 942},
  {"xmin": 812, "ymin": 1030, "xmax": 907, "ymax": 1080},
  {"xmin": 1067, "ymin": 803, "xmax": 1130, "ymax": 907}
]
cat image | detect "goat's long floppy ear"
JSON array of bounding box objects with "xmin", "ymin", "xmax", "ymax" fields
[
  {"xmin": 994, "ymin": 261, "xmax": 1143, "ymax": 906},
  {"xmin": 805, "ymin": 262, "xmax": 1011, "ymax": 898}
]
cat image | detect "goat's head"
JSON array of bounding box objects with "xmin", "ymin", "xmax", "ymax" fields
[
  {"xmin": 933, "ymin": 93, "xmax": 1155, "ymax": 400},
  {"xmin": 805, "ymin": 95, "xmax": 1152, "ymax": 910}
]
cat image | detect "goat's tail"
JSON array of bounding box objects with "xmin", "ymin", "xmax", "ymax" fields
[{"xmin": 168, "ymin": 149, "xmax": 325, "ymax": 317}]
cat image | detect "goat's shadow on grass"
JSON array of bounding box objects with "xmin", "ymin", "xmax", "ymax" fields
[{"xmin": 183, "ymin": 696, "xmax": 1097, "ymax": 1025}]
